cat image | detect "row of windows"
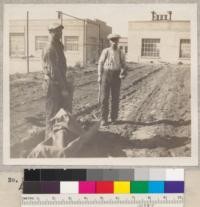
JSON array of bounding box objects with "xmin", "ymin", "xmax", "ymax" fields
[
  {"xmin": 35, "ymin": 36, "xmax": 99, "ymax": 51},
  {"xmin": 9, "ymin": 34, "xmax": 191, "ymax": 59},
  {"xmin": 35, "ymin": 36, "xmax": 79, "ymax": 51},
  {"xmin": 10, "ymin": 34, "xmax": 99, "ymax": 56},
  {"xmin": 141, "ymin": 38, "xmax": 190, "ymax": 58},
  {"xmin": 9, "ymin": 34, "xmax": 80, "ymax": 56}
]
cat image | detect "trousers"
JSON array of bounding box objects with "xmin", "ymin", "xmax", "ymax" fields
[
  {"xmin": 45, "ymin": 80, "xmax": 72, "ymax": 139},
  {"xmin": 100, "ymin": 70, "xmax": 121, "ymax": 121}
]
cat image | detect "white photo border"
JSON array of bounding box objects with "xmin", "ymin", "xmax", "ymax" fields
[{"xmin": 3, "ymin": 3, "xmax": 198, "ymax": 166}]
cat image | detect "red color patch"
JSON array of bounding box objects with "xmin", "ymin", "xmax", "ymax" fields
[{"xmin": 96, "ymin": 181, "xmax": 114, "ymax": 193}]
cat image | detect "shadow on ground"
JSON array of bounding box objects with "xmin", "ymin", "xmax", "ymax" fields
[
  {"xmin": 11, "ymin": 119, "xmax": 190, "ymax": 158},
  {"xmin": 114, "ymin": 119, "xmax": 191, "ymax": 127},
  {"xmin": 71, "ymin": 130, "xmax": 189, "ymax": 157}
]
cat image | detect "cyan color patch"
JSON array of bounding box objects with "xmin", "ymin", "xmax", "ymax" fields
[{"xmin": 148, "ymin": 181, "xmax": 164, "ymax": 193}]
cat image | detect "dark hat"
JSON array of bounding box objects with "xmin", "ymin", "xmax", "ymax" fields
[{"xmin": 48, "ymin": 23, "xmax": 64, "ymax": 31}]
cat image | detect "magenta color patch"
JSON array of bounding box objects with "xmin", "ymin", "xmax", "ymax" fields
[{"xmin": 79, "ymin": 181, "xmax": 96, "ymax": 194}]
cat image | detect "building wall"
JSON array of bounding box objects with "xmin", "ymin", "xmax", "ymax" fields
[
  {"xmin": 86, "ymin": 20, "xmax": 100, "ymax": 64},
  {"xmin": 96, "ymin": 19, "xmax": 112, "ymax": 51},
  {"xmin": 9, "ymin": 19, "xmax": 86, "ymax": 67},
  {"xmin": 119, "ymin": 37, "xmax": 128, "ymax": 56},
  {"xmin": 9, "ymin": 18, "xmax": 111, "ymax": 67},
  {"xmin": 85, "ymin": 19, "xmax": 111, "ymax": 64},
  {"xmin": 62, "ymin": 20, "xmax": 85, "ymax": 66},
  {"xmin": 128, "ymin": 21, "xmax": 190, "ymax": 64},
  {"xmin": 10, "ymin": 20, "xmax": 51, "ymax": 57}
]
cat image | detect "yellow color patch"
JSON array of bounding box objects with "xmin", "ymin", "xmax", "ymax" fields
[{"xmin": 114, "ymin": 181, "xmax": 130, "ymax": 194}]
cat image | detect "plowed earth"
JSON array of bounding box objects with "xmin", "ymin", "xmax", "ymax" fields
[{"xmin": 10, "ymin": 63, "xmax": 191, "ymax": 158}]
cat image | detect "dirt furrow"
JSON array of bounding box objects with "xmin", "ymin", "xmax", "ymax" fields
[
  {"xmin": 10, "ymin": 63, "xmax": 191, "ymax": 158},
  {"xmin": 74, "ymin": 65, "xmax": 160, "ymax": 118}
]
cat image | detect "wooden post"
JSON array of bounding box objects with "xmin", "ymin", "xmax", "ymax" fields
[
  {"xmin": 57, "ymin": 11, "xmax": 64, "ymax": 44},
  {"xmin": 26, "ymin": 11, "xmax": 29, "ymax": 73},
  {"xmin": 83, "ymin": 20, "xmax": 86, "ymax": 66},
  {"xmin": 61, "ymin": 13, "xmax": 63, "ymax": 44},
  {"xmin": 98, "ymin": 23, "xmax": 100, "ymax": 56}
]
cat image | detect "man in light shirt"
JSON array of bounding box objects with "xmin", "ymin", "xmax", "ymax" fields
[{"xmin": 98, "ymin": 34, "xmax": 127, "ymax": 126}]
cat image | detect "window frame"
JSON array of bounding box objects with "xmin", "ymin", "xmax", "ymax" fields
[
  {"xmin": 141, "ymin": 38, "xmax": 160, "ymax": 58},
  {"xmin": 125, "ymin": 46, "xmax": 128, "ymax": 53},
  {"xmin": 179, "ymin": 39, "xmax": 191, "ymax": 59},
  {"xmin": 64, "ymin": 36, "xmax": 79, "ymax": 51},
  {"xmin": 35, "ymin": 36, "xmax": 49, "ymax": 51},
  {"xmin": 9, "ymin": 33, "xmax": 25, "ymax": 57}
]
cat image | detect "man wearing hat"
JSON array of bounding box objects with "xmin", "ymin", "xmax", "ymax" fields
[
  {"xmin": 42, "ymin": 23, "xmax": 69, "ymax": 139},
  {"xmin": 98, "ymin": 33, "xmax": 127, "ymax": 126}
]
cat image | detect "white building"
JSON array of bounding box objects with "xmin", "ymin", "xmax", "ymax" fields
[
  {"xmin": 9, "ymin": 19, "xmax": 112, "ymax": 67},
  {"xmin": 128, "ymin": 12, "xmax": 190, "ymax": 64},
  {"xmin": 118, "ymin": 37, "xmax": 128, "ymax": 56}
]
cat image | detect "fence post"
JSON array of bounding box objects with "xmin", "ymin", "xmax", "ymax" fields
[{"xmin": 26, "ymin": 11, "xmax": 29, "ymax": 73}]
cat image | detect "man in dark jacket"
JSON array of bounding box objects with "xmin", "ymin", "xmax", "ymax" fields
[{"xmin": 42, "ymin": 23, "xmax": 69, "ymax": 139}]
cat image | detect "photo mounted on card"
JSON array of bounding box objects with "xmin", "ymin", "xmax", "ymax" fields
[{"xmin": 3, "ymin": 3, "xmax": 198, "ymax": 165}]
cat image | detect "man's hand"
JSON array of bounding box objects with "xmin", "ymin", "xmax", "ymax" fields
[
  {"xmin": 43, "ymin": 75, "xmax": 50, "ymax": 90},
  {"xmin": 119, "ymin": 69, "xmax": 127, "ymax": 79},
  {"xmin": 98, "ymin": 76, "xmax": 102, "ymax": 83},
  {"xmin": 44, "ymin": 74, "xmax": 49, "ymax": 81}
]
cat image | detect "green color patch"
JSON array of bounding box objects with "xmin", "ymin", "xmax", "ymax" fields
[{"xmin": 130, "ymin": 181, "xmax": 148, "ymax": 193}]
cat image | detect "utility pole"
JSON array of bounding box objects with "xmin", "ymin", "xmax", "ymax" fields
[
  {"xmin": 98, "ymin": 24, "xmax": 100, "ymax": 56},
  {"xmin": 57, "ymin": 11, "xmax": 63, "ymax": 26},
  {"xmin": 61, "ymin": 13, "xmax": 63, "ymax": 25},
  {"xmin": 26, "ymin": 11, "xmax": 29, "ymax": 73},
  {"xmin": 57, "ymin": 11, "xmax": 63, "ymax": 43},
  {"xmin": 83, "ymin": 20, "xmax": 86, "ymax": 66}
]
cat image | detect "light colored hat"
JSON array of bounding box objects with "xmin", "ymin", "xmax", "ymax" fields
[
  {"xmin": 107, "ymin": 33, "xmax": 121, "ymax": 40},
  {"xmin": 48, "ymin": 23, "xmax": 64, "ymax": 31}
]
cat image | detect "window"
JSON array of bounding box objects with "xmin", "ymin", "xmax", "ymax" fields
[
  {"xmin": 35, "ymin": 36, "xmax": 48, "ymax": 50},
  {"xmin": 125, "ymin": 46, "xmax": 128, "ymax": 53},
  {"xmin": 179, "ymin": 39, "xmax": 190, "ymax": 58},
  {"xmin": 64, "ymin": 36, "xmax": 79, "ymax": 51},
  {"xmin": 10, "ymin": 33, "xmax": 25, "ymax": 57},
  {"xmin": 141, "ymin": 39, "xmax": 160, "ymax": 57},
  {"xmin": 119, "ymin": 46, "xmax": 123, "ymax": 50}
]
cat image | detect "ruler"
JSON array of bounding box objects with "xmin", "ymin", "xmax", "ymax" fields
[{"xmin": 21, "ymin": 194, "xmax": 184, "ymax": 207}]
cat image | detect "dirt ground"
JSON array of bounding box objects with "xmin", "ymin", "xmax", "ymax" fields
[{"xmin": 10, "ymin": 62, "xmax": 191, "ymax": 158}]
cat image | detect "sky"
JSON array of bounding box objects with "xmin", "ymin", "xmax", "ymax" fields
[{"xmin": 5, "ymin": 4, "xmax": 196, "ymax": 36}]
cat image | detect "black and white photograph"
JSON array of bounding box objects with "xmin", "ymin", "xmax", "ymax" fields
[{"xmin": 3, "ymin": 3, "xmax": 198, "ymax": 165}]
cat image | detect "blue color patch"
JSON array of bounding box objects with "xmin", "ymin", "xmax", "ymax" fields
[
  {"xmin": 164, "ymin": 181, "xmax": 184, "ymax": 193},
  {"xmin": 148, "ymin": 181, "xmax": 164, "ymax": 193}
]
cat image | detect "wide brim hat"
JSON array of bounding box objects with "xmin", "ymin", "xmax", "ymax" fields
[
  {"xmin": 48, "ymin": 23, "xmax": 64, "ymax": 32},
  {"xmin": 107, "ymin": 33, "xmax": 121, "ymax": 40}
]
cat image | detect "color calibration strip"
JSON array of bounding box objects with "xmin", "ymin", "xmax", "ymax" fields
[
  {"xmin": 23, "ymin": 180, "xmax": 184, "ymax": 194},
  {"xmin": 23, "ymin": 169, "xmax": 184, "ymax": 194}
]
